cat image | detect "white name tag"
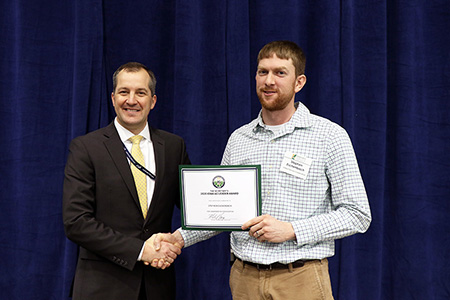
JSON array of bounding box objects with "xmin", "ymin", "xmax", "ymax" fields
[{"xmin": 280, "ymin": 152, "xmax": 312, "ymax": 180}]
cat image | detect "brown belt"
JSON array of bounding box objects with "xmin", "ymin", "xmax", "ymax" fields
[{"xmin": 236, "ymin": 257, "xmax": 320, "ymax": 270}]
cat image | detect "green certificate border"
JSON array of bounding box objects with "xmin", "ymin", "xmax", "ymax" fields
[{"xmin": 179, "ymin": 165, "xmax": 262, "ymax": 231}]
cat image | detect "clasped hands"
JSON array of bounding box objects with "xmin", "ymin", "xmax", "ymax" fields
[
  {"xmin": 142, "ymin": 215, "xmax": 295, "ymax": 269},
  {"xmin": 141, "ymin": 230, "xmax": 184, "ymax": 269}
]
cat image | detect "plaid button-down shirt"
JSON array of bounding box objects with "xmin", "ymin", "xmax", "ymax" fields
[{"xmin": 181, "ymin": 102, "xmax": 371, "ymax": 264}]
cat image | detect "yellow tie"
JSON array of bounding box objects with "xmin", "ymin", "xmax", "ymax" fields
[{"xmin": 129, "ymin": 135, "xmax": 148, "ymax": 218}]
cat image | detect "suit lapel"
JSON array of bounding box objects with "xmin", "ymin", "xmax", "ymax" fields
[
  {"xmin": 146, "ymin": 127, "xmax": 166, "ymax": 223},
  {"xmin": 103, "ymin": 123, "xmax": 140, "ymax": 208}
]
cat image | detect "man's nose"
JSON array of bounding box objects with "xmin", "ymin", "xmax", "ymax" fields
[
  {"xmin": 265, "ymin": 72, "xmax": 275, "ymax": 85},
  {"xmin": 127, "ymin": 92, "xmax": 137, "ymax": 104}
]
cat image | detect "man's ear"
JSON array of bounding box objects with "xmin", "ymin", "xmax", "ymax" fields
[
  {"xmin": 111, "ymin": 92, "xmax": 116, "ymax": 107},
  {"xmin": 150, "ymin": 95, "xmax": 157, "ymax": 110},
  {"xmin": 295, "ymin": 75, "xmax": 307, "ymax": 93}
]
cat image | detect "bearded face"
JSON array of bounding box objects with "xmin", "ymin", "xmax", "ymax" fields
[
  {"xmin": 255, "ymin": 55, "xmax": 303, "ymax": 112},
  {"xmin": 256, "ymin": 79, "xmax": 297, "ymax": 111}
]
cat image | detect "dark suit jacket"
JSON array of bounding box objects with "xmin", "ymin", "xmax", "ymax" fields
[{"xmin": 63, "ymin": 122, "xmax": 190, "ymax": 300}]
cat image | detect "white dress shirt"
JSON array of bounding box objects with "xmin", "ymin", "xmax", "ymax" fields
[{"xmin": 114, "ymin": 118, "xmax": 156, "ymax": 208}]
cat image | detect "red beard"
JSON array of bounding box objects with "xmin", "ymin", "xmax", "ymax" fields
[{"xmin": 257, "ymin": 87, "xmax": 295, "ymax": 111}]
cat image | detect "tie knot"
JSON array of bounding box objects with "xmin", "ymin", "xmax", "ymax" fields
[{"xmin": 129, "ymin": 135, "xmax": 143, "ymax": 145}]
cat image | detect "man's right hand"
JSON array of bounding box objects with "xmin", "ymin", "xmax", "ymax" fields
[
  {"xmin": 149, "ymin": 230, "xmax": 185, "ymax": 268},
  {"xmin": 141, "ymin": 233, "xmax": 182, "ymax": 269}
]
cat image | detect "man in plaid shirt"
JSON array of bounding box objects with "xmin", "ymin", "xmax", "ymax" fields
[{"xmin": 165, "ymin": 40, "xmax": 371, "ymax": 300}]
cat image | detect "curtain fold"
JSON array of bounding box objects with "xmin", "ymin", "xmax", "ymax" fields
[{"xmin": 0, "ymin": 1, "xmax": 449, "ymax": 299}]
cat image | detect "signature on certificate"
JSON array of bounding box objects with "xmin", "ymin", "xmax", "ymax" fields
[{"xmin": 207, "ymin": 212, "xmax": 227, "ymax": 221}]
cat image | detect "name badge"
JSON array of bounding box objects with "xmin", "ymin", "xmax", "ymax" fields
[{"xmin": 280, "ymin": 152, "xmax": 312, "ymax": 180}]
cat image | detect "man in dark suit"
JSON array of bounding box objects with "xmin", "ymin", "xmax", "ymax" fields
[{"xmin": 63, "ymin": 62, "xmax": 190, "ymax": 300}]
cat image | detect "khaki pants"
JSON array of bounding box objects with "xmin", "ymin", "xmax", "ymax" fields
[{"xmin": 229, "ymin": 258, "xmax": 334, "ymax": 300}]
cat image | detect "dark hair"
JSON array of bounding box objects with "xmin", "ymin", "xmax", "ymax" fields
[
  {"xmin": 112, "ymin": 62, "xmax": 157, "ymax": 96},
  {"xmin": 257, "ymin": 41, "xmax": 306, "ymax": 76}
]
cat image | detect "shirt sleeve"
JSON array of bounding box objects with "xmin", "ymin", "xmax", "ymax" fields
[
  {"xmin": 178, "ymin": 228, "xmax": 221, "ymax": 248},
  {"xmin": 221, "ymin": 136, "xmax": 232, "ymax": 165},
  {"xmin": 291, "ymin": 126, "xmax": 372, "ymax": 245}
]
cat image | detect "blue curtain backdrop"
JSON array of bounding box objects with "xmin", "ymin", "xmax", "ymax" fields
[{"xmin": 1, "ymin": 0, "xmax": 449, "ymax": 299}]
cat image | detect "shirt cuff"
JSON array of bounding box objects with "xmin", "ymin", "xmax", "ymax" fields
[
  {"xmin": 137, "ymin": 243, "xmax": 145, "ymax": 261},
  {"xmin": 291, "ymin": 219, "xmax": 317, "ymax": 246}
]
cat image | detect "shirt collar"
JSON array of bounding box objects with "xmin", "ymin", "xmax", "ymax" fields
[
  {"xmin": 114, "ymin": 118, "xmax": 151, "ymax": 143},
  {"xmin": 253, "ymin": 102, "xmax": 313, "ymax": 133}
]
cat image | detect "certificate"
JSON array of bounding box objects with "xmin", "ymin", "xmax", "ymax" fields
[{"xmin": 179, "ymin": 165, "xmax": 261, "ymax": 230}]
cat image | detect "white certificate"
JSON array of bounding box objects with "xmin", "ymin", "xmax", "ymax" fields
[{"xmin": 179, "ymin": 165, "xmax": 261, "ymax": 230}]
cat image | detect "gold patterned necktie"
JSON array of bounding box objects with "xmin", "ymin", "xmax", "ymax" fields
[{"xmin": 129, "ymin": 135, "xmax": 148, "ymax": 218}]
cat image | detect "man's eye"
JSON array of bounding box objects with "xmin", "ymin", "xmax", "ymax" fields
[
  {"xmin": 119, "ymin": 91, "xmax": 128, "ymax": 95},
  {"xmin": 257, "ymin": 70, "xmax": 267, "ymax": 75}
]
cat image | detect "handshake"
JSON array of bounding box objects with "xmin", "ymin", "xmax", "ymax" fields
[{"xmin": 141, "ymin": 230, "xmax": 184, "ymax": 270}]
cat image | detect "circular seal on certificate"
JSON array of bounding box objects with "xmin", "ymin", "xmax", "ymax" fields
[{"xmin": 212, "ymin": 176, "xmax": 225, "ymax": 189}]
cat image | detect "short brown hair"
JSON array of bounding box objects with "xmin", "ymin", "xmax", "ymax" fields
[
  {"xmin": 257, "ymin": 41, "xmax": 306, "ymax": 76},
  {"xmin": 112, "ymin": 62, "xmax": 157, "ymax": 96}
]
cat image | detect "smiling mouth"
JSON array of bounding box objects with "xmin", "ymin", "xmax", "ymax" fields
[
  {"xmin": 124, "ymin": 108, "xmax": 140, "ymax": 112},
  {"xmin": 263, "ymin": 90, "xmax": 277, "ymax": 96}
]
